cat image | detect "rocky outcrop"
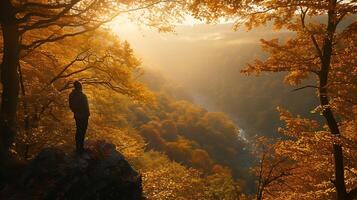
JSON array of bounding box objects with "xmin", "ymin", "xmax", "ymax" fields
[{"xmin": 1, "ymin": 140, "xmax": 144, "ymax": 200}]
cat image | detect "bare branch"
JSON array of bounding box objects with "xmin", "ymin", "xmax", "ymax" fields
[
  {"xmin": 47, "ymin": 49, "xmax": 91, "ymax": 85},
  {"xmin": 345, "ymin": 167, "xmax": 357, "ymax": 178},
  {"xmin": 299, "ymin": 7, "xmax": 323, "ymax": 60},
  {"xmin": 21, "ymin": 25, "xmax": 99, "ymax": 51},
  {"xmin": 16, "ymin": 2, "xmax": 75, "ymax": 12},
  {"xmin": 292, "ymin": 85, "xmax": 319, "ymax": 92},
  {"xmin": 20, "ymin": 0, "xmax": 82, "ymax": 33}
]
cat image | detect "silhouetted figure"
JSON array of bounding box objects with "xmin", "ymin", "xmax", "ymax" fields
[{"xmin": 69, "ymin": 81, "xmax": 90, "ymax": 154}]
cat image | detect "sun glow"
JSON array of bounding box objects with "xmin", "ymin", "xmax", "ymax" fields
[{"xmin": 108, "ymin": 14, "xmax": 209, "ymax": 34}]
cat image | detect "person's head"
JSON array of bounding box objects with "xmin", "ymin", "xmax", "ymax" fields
[{"xmin": 73, "ymin": 81, "xmax": 82, "ymax": 91}]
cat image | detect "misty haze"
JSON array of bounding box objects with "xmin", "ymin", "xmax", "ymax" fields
[{"xmin": 114, "ymin": 23, "xmax": 320, "ymax": 138}]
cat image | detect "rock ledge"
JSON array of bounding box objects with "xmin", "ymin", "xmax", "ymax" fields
[{"xmin": 2, "ymin": 140, "xmax": 144, "ymax": 200}]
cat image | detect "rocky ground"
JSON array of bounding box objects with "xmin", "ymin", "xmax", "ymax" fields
[{"xmin": 1, "ymin": 140, "xmax": 144, "ymax": 200}]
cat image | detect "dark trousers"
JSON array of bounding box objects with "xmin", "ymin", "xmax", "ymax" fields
[{"xmin": 75, "ymin": 116, "xmax": 88, "ymax": 153}]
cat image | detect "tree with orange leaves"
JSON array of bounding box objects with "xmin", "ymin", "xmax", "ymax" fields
[
  {"xmin": 0, "ymin": 0, "xmax": 185, "ymax": 162},
  {"xmin": 189, "ymin": 0, "xmax": 357, "ymax": 199}
]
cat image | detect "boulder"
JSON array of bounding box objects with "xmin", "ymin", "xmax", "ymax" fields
[{"xmin": 1, "ymin": 140, "xmax": 144, "ymax": 200}]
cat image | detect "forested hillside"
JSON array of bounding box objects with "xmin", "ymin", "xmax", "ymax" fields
[{"xmin": 117, "ymin": 23, "xmax": 321, "ymax": 137}]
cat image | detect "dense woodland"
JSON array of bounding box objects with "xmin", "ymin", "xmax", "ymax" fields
[{"xmin": 0, "ymin": 0, "xmax": 356, "ymax": 200}]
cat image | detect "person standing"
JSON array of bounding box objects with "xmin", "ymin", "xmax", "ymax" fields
[{"xmin": 69, "ymin": 81, "xmax": 90, "ymax": 154}]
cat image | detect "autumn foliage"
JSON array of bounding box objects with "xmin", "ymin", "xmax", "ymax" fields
[
  {"xmin": 188, "ymin": 0, "xmax": 357, "ymax": 199},
  {"xmin": 0, "ymin": 0, "xmax": 356, "ymax": 200}
]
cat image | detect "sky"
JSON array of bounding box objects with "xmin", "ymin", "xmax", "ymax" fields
[{"xmin": 108, "ymin": 17, "xmax": 319, "ymax": 138}]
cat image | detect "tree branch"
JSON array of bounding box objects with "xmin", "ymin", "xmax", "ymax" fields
[
  {"xmin": 299, "ymin": 7, "xmax": 323, "ymax": 60},
  {"xmin": 21, "ymin": 25, "xmax": 99, "ymax": 51},
  {"xmin": 20, "ymin": 0, "xmax": 82, "ymax": 33},
  {"xmin": 48, "ymin": 49, "xmax": 91, "ymax": 86},
  {"xmin": 16, "ymin": 2, "xmax": 75, "ymax": 12},
  {"xmin": 292, "ymin": 85, "xmax": 319, "ymax": 92}
]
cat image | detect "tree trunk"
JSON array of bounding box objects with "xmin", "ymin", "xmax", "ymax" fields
[
  {"xmin": 319, "ymin": 1, "xmax": 347, "ymax": 199},
  {"xmin": 320, "ymin": 86, "xmax": 347, "ymax": 200},
  {"xmin": 0, "ymin": 0, "xmax": 20, "ymax": 162},
  {"xmin": 19, "ymin": 64, "xmax": 32, "ymax": 160},
  {"xmin": 256, "ymin": 188, "xmax": 263, "ymax": 200}
]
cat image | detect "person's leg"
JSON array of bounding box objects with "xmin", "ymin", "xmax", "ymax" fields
[
  {"xmin": 75, "ymin": 117, "xmax": 81, "ymax": 153},
  {"xmin": 78, "ymin": 117, "xmax": 88, "ymax": 153}
]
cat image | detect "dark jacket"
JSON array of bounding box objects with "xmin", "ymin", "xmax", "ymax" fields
[{"xmin": 69, "ymin": 89, "xmax": 90, "ymax": 118}]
